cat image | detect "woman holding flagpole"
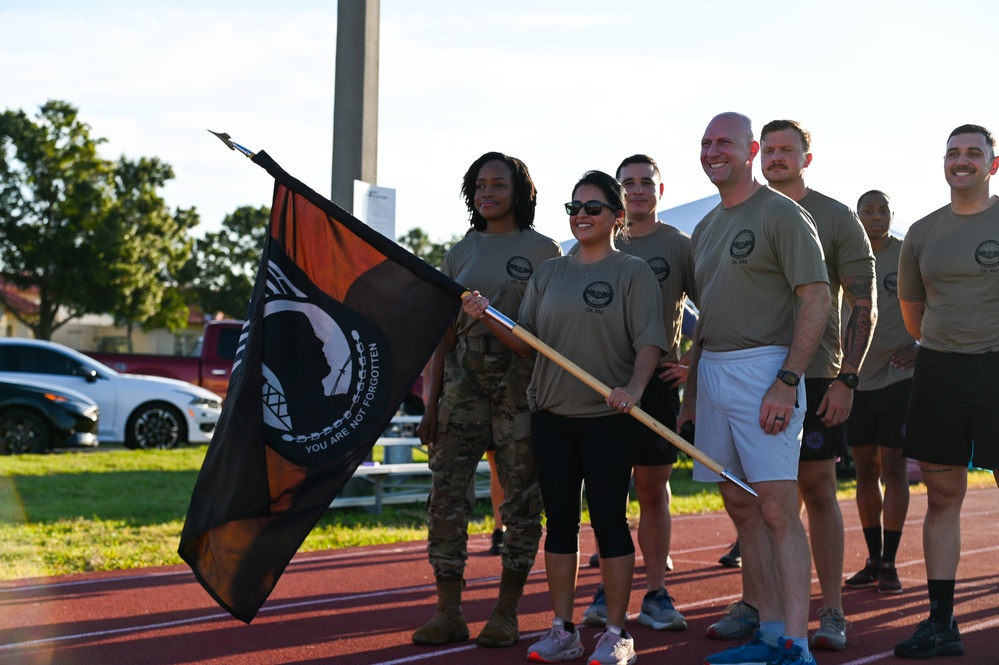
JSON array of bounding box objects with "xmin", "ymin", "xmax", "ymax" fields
[
  {"xmin": 413, "ymin": 152, "xmax": 561, "ymax": 649},
  {"xmin": 463, "ymin": 170, "xmax": 668, "ymax": 665}
]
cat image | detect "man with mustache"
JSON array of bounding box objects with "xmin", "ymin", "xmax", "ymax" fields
[
  {"xmin": 683, "ymin": 112, "xmax": 830, "ymax": 665},
  {"xmin": 894, "ymin": 124, "xmax": 999, "ymax": 660},
  {"xmin": 756, "ymin": 119, "xmax": 877, "ymax": 653}
]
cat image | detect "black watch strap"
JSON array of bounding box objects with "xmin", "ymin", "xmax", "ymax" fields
[
  {"xmin": 835, "ymin": 372, "xmax": 859, "ymax": 389},
  {"xmin": 776, "ymin": 369, "xmax": 800, "ymax": 387}
]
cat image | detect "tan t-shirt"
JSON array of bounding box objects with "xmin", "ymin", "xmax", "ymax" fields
[
  {"xmin": 518, "ymin": 251, "xmax": 668, "ymax": 417},
  {"xmin": 691, "ymin": 186, "xmax": 828, "ymax": 352},
  {"xmin": 799, "ymin": 191, "xmax": 876, "ymax": 378},
  {"xmin": 619, "ymin": 223, "xmax": 698, "ymax": 363},
  {"xmin": 898, "ymin": 201, "xmax": 999, "ymax": 353},
  {"xmin": 852, "ymin": 236, "xmax": 914, "ymax": 390},
  {"xmin": 441, "ymin": 228, "xmax": 562, "ymax": 337}
]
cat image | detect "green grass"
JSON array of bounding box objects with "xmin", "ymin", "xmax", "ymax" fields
[
  {"xmin": 1, "ymin": 446, "xmax": 994, "ymax": 581},
  {"xmin": 0, "ymin": 448, "xmax": 203, "ymax": 579}
]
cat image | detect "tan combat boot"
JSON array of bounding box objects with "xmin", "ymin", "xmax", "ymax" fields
[
  {"xmin": 412, "ymin": 576, "xmax": 469, "ymax": 645},
  {"xmin": 475, "ymin": 567, "xmax": 530, "ymax": 648}
]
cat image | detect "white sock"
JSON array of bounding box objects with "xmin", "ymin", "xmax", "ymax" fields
[
  {"xmin": 760, "ymin": 621, "xmax": 785, "ymax": 646},
  {"xmin": 790, "ymin": 636, "xmax": 810, "ymax": 660}
]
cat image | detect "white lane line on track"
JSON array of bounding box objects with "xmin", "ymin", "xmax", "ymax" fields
[
  {"xmin": 367, "ymin": 615, "xmax": 999, "ymax": 665},
  {"xmin": 4, "ymin": 503, "xmax": 994, "ymax": 595},
  {"xmin": 0, "ymin": 611, "xmax": 233, "ymax": 651},
  {"xmin": 366, "ymin": 630, "xmax": 552, "ymax": 665},
  {"xmin": 0, "ymin": 584, "xmax": 436, "ymax": 651},
  {"xmin": 0, "ymin": 571, "xmax": 552, "ymax": 651},
  {"xmin": 0, "ymin": 545, "xmax": 430, "ymax": 594},
  {"xmin": 0, "ymin": 570, "xmax": 189, "ymax": 593},
  {"xmin": 7, "ymin": 545, "xmax": 998, "ymax": 657},
  {"xmin": 2, "ymin": 502, "xmax": 995, "ymax": 653}
]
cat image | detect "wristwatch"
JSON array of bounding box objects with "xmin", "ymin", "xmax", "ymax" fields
[
  {"xmin": 835, "ymin": 372, "xmax": 859, "ymax": 389},
  {"xmin": 775, "ymin": 369, "xmax": 800, "ymax": 387}
]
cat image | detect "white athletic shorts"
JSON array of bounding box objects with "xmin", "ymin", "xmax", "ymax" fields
[{"xmin": 692, "ymin": 345, "xmax": 806, "ymax": 483}]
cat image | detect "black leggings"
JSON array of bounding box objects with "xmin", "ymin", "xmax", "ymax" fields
[{"xmin": 531, "ymin": 410, "xmax": 637, "ymax": 558}]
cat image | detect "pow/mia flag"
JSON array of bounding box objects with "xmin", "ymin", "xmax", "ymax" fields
[{"xmin": 179, "ymin": 150, "xmax": 463, "ymax": 623}]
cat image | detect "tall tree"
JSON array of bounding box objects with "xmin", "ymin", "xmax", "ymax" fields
[
  {"xmin": 0, "ymin": 101, "xmax": 196, "ymax": 342},
  {"xmin": 94, "ymin": 158, "xmax": 198, "ymax": 350},
  {"xmin": 181, "ymin": 206, "xmax": 269, "ymax": 320},
  {"xmin": 0, "ymin": 101, "xmax": 113, "ymax": 339}
]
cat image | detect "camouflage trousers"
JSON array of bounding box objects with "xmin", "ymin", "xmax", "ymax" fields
[{"xmin": 426, "ymin": 343, "xmax": 542, "ymax": 577}]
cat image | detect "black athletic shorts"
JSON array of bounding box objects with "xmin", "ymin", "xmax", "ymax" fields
[
  {"xmin": 800, "ymin": 377, "xmax": 848, "ymax": 462},
  {"xmin": 847, "ymin": 379, "xmax": 912, "ymax": 449},
  {"xmin": 632, "ymin": 375, "xmax": 680, "ymax": 466},
  {"xmin": 904, "ymin": 347, "xmax": 999, "ymax": 469}
]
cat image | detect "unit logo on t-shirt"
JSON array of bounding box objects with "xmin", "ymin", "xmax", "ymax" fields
[
  {"xmin": 507, "ymin": 256, "xmax": 534, "ymax": 281},
  {"xmin": 730, "ymin": 230, "xmax": 755, "ymax": 262},
  {"xmin": 647, "ymin": 257, "xmax": 671, "ymax": 284},
  {"xmin": 583, "ymin": 281, "xmax": 614, "ymax": 311},
  {"xmin": 975, "ymin": 240, "xmax": 999, "ymax": 271},
  {"xmin": 883, "ymin": 272, "xmax": 898, "ymax": 296}
]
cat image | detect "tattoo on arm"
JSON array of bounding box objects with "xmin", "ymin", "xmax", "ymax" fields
[{"xmin": 841, "ymin": 275, "xmax": 876, "ymax": 370}]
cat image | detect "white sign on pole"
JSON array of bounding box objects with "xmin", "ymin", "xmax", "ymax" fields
[{"xmin": 353, "ymin": 180, "xmax": 397, "ymax": 241}]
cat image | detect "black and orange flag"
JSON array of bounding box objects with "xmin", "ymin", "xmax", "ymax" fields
[{"xmin": 178, "ymin": 150, "xmax": 464, "ymax": 623}]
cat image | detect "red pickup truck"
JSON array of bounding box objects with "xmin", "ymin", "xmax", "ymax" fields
[
  {"xmin": 87, "ymin": 320, "xmax": 240, "ymax": 400},
  {"xmin": 85, "ymin": 319, "xmax": 426, "ymax": 412}
]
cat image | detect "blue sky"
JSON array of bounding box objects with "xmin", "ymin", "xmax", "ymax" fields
[{"xmin": 3, "ymin": 0, "xmax": 997, "ymax": 244}]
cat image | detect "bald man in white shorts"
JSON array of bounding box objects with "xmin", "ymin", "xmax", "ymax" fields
[{"xmin": 682, "ymin": 112, "xmax": 830, "ymax": 665}]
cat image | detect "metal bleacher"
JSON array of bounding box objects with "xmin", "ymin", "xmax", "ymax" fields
[{"xmin": 330, "ymin": 415, "xmax": 491, "ymax": 513}]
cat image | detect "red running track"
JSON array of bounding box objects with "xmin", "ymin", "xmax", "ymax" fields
[{"xmin": 1, "ymin": 488, "xmax": 997, "ymax": 664}]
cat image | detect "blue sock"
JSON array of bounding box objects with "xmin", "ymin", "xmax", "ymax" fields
[{"xmin": 760, "ymin": 621, "xmax": 784, "ymax": 646}]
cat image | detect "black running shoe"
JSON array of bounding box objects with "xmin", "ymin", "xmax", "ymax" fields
[
  {"xmin": 719, "ymin": 541, "xmax": 741, "ymax": 568},
  {"xmin": 845, "ymin": 557, "xmax": 880, "ymax": 588},
  {"xmin": 489, "ymin": 528, "xmax": 503, "ymax": 555},
  {"xmin": 877, "ymin": 561, "xmax": 903, "ymax": 594},
  {"xmin": 894, "ymin": 617, "xmax": 964, "ymax": 659}
]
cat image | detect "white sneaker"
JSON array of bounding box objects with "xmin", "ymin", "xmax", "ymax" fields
[
  {"xmin": 588, "ymin": 625, "xmax": 636, "ymax": 665},
  {"xmin": 526, "ymin": 618, "xmax": 584, "ymax": 662}
]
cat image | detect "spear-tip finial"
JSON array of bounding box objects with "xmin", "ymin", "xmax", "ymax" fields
[{"xmin": 208, "ymin": 130, "xmax": 255, "ymax": 158}]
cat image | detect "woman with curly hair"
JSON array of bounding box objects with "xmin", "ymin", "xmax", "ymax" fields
[{"xmin": 412, "ymin": 152, "xmax": 561, "ymax": 650}]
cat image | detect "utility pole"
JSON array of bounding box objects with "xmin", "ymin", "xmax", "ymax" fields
[{"xmin": 331, "ymin": 0, "xmax": 379, "ymax": 213}]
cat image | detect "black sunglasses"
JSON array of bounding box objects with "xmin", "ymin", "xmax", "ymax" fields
[{"xmin": 564, "ymin": 200, "xmax": 619, "ymax": 216}]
